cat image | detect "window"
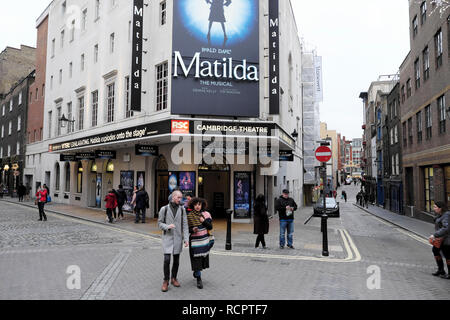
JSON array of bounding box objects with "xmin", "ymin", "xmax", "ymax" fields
[
  {"xmin": 1, "ymin": 125, "xmax": 4, "ymax": 138},
  {"xmin": 17, "ymin": 115, "xmax": 21, "ymax": 132},
  {"xmin": 51, "ymin": 39, "xmax": 55, "ymax": 57},
  {"xmin": 56, "ymin": 106, "xmax": 62, "ymax": 136},
  {"xmin": 0, "ymin": 147, "xmax": 2, "ymax": 158},
  {"xmin": 69, "ymin": 62, "xmax": 73, "ymax": 78},
  {"xmin": 35, "ymin": 88, "xmax": 38, "ymax": 100},
  {"xmin": 78, "ymin": 96, "xmax": 85, "ymax": 131},
  {"xmin": 91, "ymin": 91, "xmax": 98, "ymax": 127},
  {"xmin": 59, "ymin": 69, "xmax": 63, "ymax": 84},
  {"xmin": 438, "ymin": 95, "xmax": 446, "ymax": 134},
  {"xmin": 160, "ymin": 1, "xmax": 167, "ymax": 25},
  {"xmin": 70, "ymin": 20, "xmax": 75, "ymax": 41},
  {"xmin": 18, "ymin": 92, "xmax": 22, "ymax": 105},
  {"xmin": 110, "ymin": 33, "xmax": 115, "ymax": 53},
  {"xmin": 50, "ymin": 76, "xmax": 54, "ymax": 89},
  {"xmin": 394, "ymin": 125, "xmax": 398, "ymax": 144},
  {"xmin": 412, "ymin": 16, "xmax": 418, "ymax": 37},
  {"xmin": 396, "ymin": 154, "xmax": 399, "ymax": 176},
  {"xmin": 425, "ymin": 105, "xmax": 432, "ymax": 139},
  {"xmin": 94, "ymin": 44, "xmax": 98, "ymax": 63},
  {"xmin": 414, "ymin": 58, "xmax": 420, "ymax": 89},
  {"xmin": 55, "ymin": 163, "xmax": 60, "ymax": 191},
  {"xmin": 125, "ymin": 76, "xmax": 133, "ymax": 118},
  {"xmin": 95, "ymin": 0, "xmax": 100, "ymax": 20},
  {"xmin": 424, "ymin": 167, "xmax": 434, "ymax": 212},
  {"xmin": 435, "ymin": 29, "xmax": 443, "ymax": 68},
  {"xmin": 423, "ymin": 46, "xmax": 430, "ymax": 81},
  {"xmin": 65, "ymin": 162, "xmax": 71, "ymax": 192},
  {"xmin": 61, "ymin": 29, "xmax": 65, "ymax": 48},
  {"xmin": 417, "ymin": 111, "xmax": 423, "ymax": 142},
  {"xmin": 156, "ymin": 62, "xmax": 168, "ymax": 111},
  {"xmin": 82, "ymin": 9, "xmax": 87, "ymax": 31},
  {"xmin": 421, "ymin": 1, "xmax": 427, "ymax": 25},
  {"xmin": 16, "ymin": 142, "xmax": 20, "ymax": 155},
  {"xmin": 42, "ymin": 84, "xmax": 45, "ymax": 97},
  {"xmin": 10, "ymin": 99, "xmax": 13, "ymax": 112},
  {"xmin": 48, "ymin": 111, "xmax": 52, "ymax": 139},
  {"xmin": 406, "ymin": 79, "xmax": 412, "ymax": 98},
  {"xmin": 67, "ymin": 102, "xmax": 74, "ymax": 133},
  {"xmin": 2, "ymin": 105, "xmax": 4, "ymax": 116},
  {"xmin": 81, "ymin": 54, "xmax": 85, "ymax": 71},
  {"xmin": 401, "ymin": 85, "xmax": 406, "ymax": 103},
  {"xmin": 77, "ymin": 162, "xmax": 83, "ymax": 193},
  {"xmin": 8, "ymin": 121, "xmax": 12, "ymax": 135},
  {"xmin": 408, "ymin": 117, "xmax": 413, "ymax": 145},
  {"xmin": 107, "ymin": 83, "xmax": 115, "ymax": 123},
  {"xmin": 7, "ymin": 145, "xmax": 10, "ymax": 157}
]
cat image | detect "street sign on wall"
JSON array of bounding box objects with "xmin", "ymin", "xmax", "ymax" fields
[{"xmin": 315, "ymin": 146, "xmax": 332, "ymax": 163}]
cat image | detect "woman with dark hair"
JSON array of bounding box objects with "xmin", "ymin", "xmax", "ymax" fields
[
  {"xmin": 254, "ymin": 194, "xmax": 269, "ymax": 249},
  {"xmin": 430, "ymin": 201, "xmax": 450, "ymax": 279},
  {"xmin": 206, "ymin": 0, "xmax": 232, "ymax": 42},
  {"xmin": 187, "ymin": 198, "xmax": 213, "ymax": 289}
]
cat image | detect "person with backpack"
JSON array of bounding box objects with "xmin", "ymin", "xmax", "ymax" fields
[
  {"xmin": 116, "ymin": 185, "xmax": 127, "ymax": 220},
  {"xmin": 104, "ymin": 190, "xmax": 117, "ymax": 224},
  {"xmin": 158, "ymin": 190, "xmax": 189, "ymax": 292},
  {"xmin": 135, "ymin": 186, "xmax": 149, "ymax": 224}
]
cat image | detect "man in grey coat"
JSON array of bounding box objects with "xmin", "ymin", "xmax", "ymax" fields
[{"xmin": 158, "ymin": 190, "xmax": 189, "ymax": 292}]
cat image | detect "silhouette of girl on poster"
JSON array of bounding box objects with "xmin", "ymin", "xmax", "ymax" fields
[{"xmin": 206, "ymin": 0, "xmax": 232, "ymax": 43}]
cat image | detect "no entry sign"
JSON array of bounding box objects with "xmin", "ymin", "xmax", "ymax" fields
[{"xmin": 315, "ymin": 146, "xmax": 332, "ymax": 163}]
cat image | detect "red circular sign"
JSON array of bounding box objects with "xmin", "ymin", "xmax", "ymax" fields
[{"xmin": 315, "ymin": 146, "xmax": 332, "ymax": 163}]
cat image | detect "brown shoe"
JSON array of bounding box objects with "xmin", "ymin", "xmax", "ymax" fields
[
  {"xmin": 171, "ymin": 278, "xmax": 181, "ymax": 287},
  {"xmin": 161, "ymin": 280, "xmax": 169, "ymax": 292}
]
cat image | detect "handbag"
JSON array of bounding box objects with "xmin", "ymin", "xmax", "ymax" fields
[
  {"xmin": 46, "ymin": 196, "xmax": 52, "ymax": 203},
  {"xmin": 429, "ymin": 236, "xmax": 444, "ymax": 249}
]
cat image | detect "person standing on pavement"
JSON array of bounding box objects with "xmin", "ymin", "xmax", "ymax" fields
[
  {"xmin": 254, "ymin": 194, "xmax": 269, "ymax": 249},
  {"xmin": 363, "ymin": 192, "xmax": 369, "ymax": 208},
  {"xmin": 158, "ymin": 190, "xmax": 189, "ymax": 292},
  {"xmin": 342, "ymin": 190, "xmax": 347, "ymax": 203},
  {"xmin": 35, "ymin": 186, "xmax": 48, "ymax": 221},
  {"xmin": 135, "ymin": 186, "xmax": 149, "ymax": 224},
  {"xmin": 17, "ymin": 184, "xmax": 26, "ymax": 202},
  {"xmin": 187, "ymin": 198, "xmax": 213, "ymax": 289},
  {"xmin": 430, "ymin": 202, "xmax": 450, "ymax": 279},
  {"xmin": 275, "ymin": 189, "xmax": 298, "ymax": 249},
  {"xmin": 104, "ymin": 190, "xmax": 117, "ymax": 224},
  {"xmin": 116, "ymin": 185, "xmax": 127, "ymax": 220}
]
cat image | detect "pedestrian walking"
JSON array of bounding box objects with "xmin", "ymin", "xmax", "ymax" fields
[
  {"xmin": 430, "ymin": 202, "xmax": 450, "ymax": 279},
  {"xmin": 17, "ymin": 184, "xmax": 26, "ymax": 202},
  {"xmin": 187, "ymin": 198, "xmax": 213, "ymax": 289},
  {"xmin": 158, "ymin": 190, "xmax": 189, "ymax": 292},
  {"xmin": 356, "ymin": 192, "xmax": 362, "ymax": 205},
  {"xmin": 275, "ymin": 189, "xmax": 298, "ymax": 249},
  {"xmin": 25, "ymin": 184, "xmax": 31, "ymax": 201},
  {"xmin": 135, "ymin": 186, "xmax": 149, "ymax": 224},
  {"xmin": 104, "ymin": 190, "xmax": 117, "ymax": 224},
  {"xmin": 254, "ymin": 194, "xmax": 269, "ymax": 249},
  {"xmin": 363, "ymin": 192, "xmax": 369, "ymax": 208},
  {"xmin": 342, "ymin": 190, "xmax": 347, "ymax": 203},
  {"xmin": 35, "ymin": 186, "xmax": 48, "ymax": 221},
  {"xmin": 116, "ymin": 185, "xmax": 127, "ymax": 220}
]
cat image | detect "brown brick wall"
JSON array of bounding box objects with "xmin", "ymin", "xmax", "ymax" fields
[{"xmin": 0, "ymin": 46, "xmax": 36, "ymax": 96}]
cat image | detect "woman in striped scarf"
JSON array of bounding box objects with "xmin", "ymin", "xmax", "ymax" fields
[{"xmin": 187, "ymin": 198, "xmax": 213, "ymax": 289}]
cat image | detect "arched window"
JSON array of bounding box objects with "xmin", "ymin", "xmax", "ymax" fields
[
  {"xmin": 55, "ymin": 163, "xmax": 60, "ymax": 191},
  {"xmin": 65, "ymin": 162, "xmax": 70, "ymax": 192},
  {"xmin": 77, "ymin": 162, "xmax": 83, "ymax": 193}
]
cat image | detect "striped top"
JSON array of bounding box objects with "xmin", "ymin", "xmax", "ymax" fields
[{"xmin": 188, "ymin": 211, "xmax": 213, "ymax": 258}]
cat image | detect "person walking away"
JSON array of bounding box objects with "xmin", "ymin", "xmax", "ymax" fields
[
  {"xmin": 104, "ymin": 190, "xmax": 117, "ymax": 224},
  {"xmin": 254, "ymin": 194, "xmax": 269, "ymax": 249},
  {"xmin": 356, "ymin": 192, "xmax": 362, "ymax": 206},
  {"xmin": 18, "ymin": 184, "xmax": 26, "ymax": 202},
  {"xmin": 158, "ymin": 190, "xmax": 189, "ymax": 292},
  {"xmin": 430, "ymin": 202, "xmax": 450, "ymax": 279},
  {"xmin": 135, "ymin": 186, "xmax": 149, "ymax": 224},
  {"xmin": 187, "ymin": 198, "xmax": 213, "ymax": 289},
  {"xmin": 363, "ymin": 192, "xmax": 369, "ymax": 208},
  {"xmin": 25, "ymin": 184, "xmax": 31, "ymax": 201},
  {"xmin": 116, "ymin": 185, "xmax": 127, "ymax": 220},
  {"xmin": 35, "ymin": 186, "xmax": 48, "ymax": 221},
  {"xmin": 342, "ymin": 191, "xmax": 347, "ymax": 203},
  {"xmin": 275, "ymin": 189, "xmax": 298, "ymax": 249}
]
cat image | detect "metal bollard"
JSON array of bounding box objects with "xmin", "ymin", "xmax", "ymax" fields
[
  {"xmin": 226, "ymin": 209, "xmax": 233, "ymax": 251},
  {"xmin": 321, "ymin": 213, "xmax": 329, "ymax": 257}
]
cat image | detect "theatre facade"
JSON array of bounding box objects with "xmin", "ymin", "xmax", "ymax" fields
[{"xmin": 26, "ymin": 0, "xmax": 304, "ymax": 221}]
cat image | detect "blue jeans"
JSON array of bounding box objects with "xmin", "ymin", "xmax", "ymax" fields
[{"xmin": 280, "ymin": 220, "xmax": 294, "ymax": 247}]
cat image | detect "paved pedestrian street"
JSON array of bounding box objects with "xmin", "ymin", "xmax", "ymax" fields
[{"xmin": 0, "ymin": 185, "xmax": 448, "ymax": 300}]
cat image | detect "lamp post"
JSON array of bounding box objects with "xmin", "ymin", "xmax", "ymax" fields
[{"xmin": 59, "ymin": 114, "xmax": 75, "ymax": 129}]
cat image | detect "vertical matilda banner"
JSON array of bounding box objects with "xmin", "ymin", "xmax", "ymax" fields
[
  {"xmin": 172, "ymin": 0, "xmax": 260, "ymax": 117},
  {"xmin": 269, "ymin": 0, "xmax": 279, "ymax": 115},
  {"xmin": 131, "ymin": 0, "xmax": 144, "ymax": 112}
]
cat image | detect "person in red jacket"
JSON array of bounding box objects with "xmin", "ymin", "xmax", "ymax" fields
[
  {"xmin": 35, "ymin": 185, "xmax": 48, "ymax": 221},
  {"xmin": 104, "ymin": 190, "xmax": 117, "ymax": 224}
]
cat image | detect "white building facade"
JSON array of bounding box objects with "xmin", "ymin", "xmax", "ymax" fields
[{"xmin": 26, "ymin": 0, "xmax": 305, "ymax": 221}]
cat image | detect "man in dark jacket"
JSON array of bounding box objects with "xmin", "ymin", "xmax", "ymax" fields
[
  {"xmin": 135, "ymin": 186, "xmax": 149, "ymax": 224},
  {"xmin": 116, "ymin": 185, "xmax": 127, "ymax": 220},
  {"xmin": 275, "ymin": 189, "xmax": 298, "ymax": 249}
]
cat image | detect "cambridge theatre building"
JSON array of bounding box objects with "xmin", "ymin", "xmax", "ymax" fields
[{"xmin": 26, "ymin": 0, "xmax": 304, "ymax": 222}]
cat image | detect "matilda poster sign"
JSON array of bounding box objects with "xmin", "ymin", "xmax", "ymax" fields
[{"xmin": 172, "ymin": 0, "xmax": 260, "ymax": 117}]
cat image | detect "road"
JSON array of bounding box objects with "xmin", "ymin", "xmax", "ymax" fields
[{"xmin": 0, "ymin": 184, "xmax": 448, "ymax": 300}]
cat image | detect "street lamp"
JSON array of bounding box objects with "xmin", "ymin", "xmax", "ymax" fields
[{"xmin": 59, "ymin": 114, "xmax": 75, "ymax": 128}]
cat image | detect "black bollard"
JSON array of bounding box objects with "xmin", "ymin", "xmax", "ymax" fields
[
  {"xmin": 321, "ymin": 213, "xmax": 329, "ymax": 257},
  {"xmin": 226, "ymin": 209, "xmax": 233, "ymax": 251}
]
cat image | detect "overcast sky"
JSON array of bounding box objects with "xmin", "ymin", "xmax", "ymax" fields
[{"xmin": 0, "ymin": 0, "xmax": 411, "ymax": 140}]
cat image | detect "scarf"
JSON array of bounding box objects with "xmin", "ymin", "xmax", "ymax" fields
[{"xmin": 187, "ymin": 210, "xmax": 203, "ymax": 229}]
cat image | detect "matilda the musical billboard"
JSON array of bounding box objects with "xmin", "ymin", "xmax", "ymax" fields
[{"xmin": 172, "ymin": 0, "xmax": 260, "ymax": 117}]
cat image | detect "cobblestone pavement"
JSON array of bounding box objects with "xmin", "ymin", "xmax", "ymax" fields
[{"xmin": 0, "ymin": 187, "xmax": 449, "ymax": 300}]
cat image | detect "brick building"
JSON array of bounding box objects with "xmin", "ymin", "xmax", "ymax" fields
[
  {"xmin": 0, "ymin": 46, "xmax": 36, "ymax": 97},
  {"xmin": 400, "ymin": 1, "xmax": 449, "ymax": 222}
]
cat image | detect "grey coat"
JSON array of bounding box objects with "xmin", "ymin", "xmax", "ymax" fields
[
  {"xmin": 158, "ymin": 204, "xmax": 189, "ymax": 255},
  {"xmin": 434, "ymin": 211, "xmax": 450, "ymax": 246}
]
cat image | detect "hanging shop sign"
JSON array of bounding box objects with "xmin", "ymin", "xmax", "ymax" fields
[
  {"xmin": 269, "ymin": 0, "xmax": 280, "ymax": 115},
  {"xmin": 131, "ymin": 0, "xmax": 144, "ymax": 112},
  {"xmin": 75, "ymin": 152, "xmax": 96, "ymax": 161},
  {"xmin": 135, "ymin": 145, "xmax": 159, "ymax": 157},
  {"xmin": 171, "ymin": 0, "xmax": 260, "ymax": 117},
  {"xmin": 95, "ymin": 150, "xmax": 117, "ymax": 160},
  {"xmin": 60, "ymin": 154, "xmax": 77, "ymax": 162},
  {"xmin": 278, "ymin": 150, "xmax": 294, "ymax": 162}
]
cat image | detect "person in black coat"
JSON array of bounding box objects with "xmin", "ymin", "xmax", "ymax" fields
[
  {"xmin": 275, "ymin": 189, "xmax": 298, "ymax": 249},
  {"xmin": 430, "ymin": 201, "xmax": 450, "ymax": 279},
  {"xmin": 116, "ymin": 185, "xmax": 127, "ymax": 220},
  {"xmin": 17, "ymin": 184, "xmax": 26, "ymax": 202},
  {"xmin": 135, "ymin": 186, "xmax": 149, "ymax": 224},
  {"xmin": 254, "ymin": 194, "xmax": 269, "ymax": 249}
]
